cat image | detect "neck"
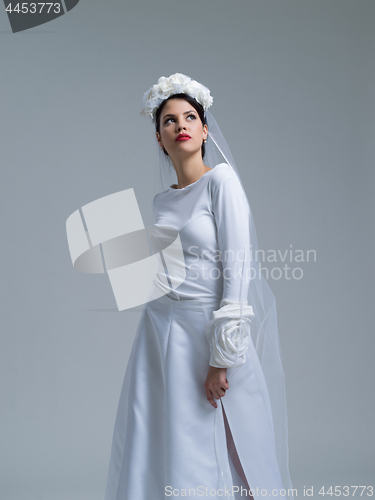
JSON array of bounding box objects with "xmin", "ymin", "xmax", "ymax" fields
[{"xmin": 169, "ymin": 151, "xmax": 209, "ymax": 189}]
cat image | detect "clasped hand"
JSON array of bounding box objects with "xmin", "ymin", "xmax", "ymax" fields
[{"xmin": 204, "ymin": 365, "xmax": 229, "ymax": 408}]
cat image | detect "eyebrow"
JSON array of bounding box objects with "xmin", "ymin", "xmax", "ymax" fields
[{"xmin": 162, "ymin": 109, "xmax": 197, "ymax": 120}]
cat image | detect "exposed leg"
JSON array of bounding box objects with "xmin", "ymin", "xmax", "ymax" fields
[{"xmin": 222, "ymin": 403, "xmax": 254, "ymax": 500}]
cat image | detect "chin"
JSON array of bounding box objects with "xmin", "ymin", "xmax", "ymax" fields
[{"xmin": 174, "ymin": 143, "xmax": 199, "ymax": 153}]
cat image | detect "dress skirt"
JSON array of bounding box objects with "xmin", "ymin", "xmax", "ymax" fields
[{"xmin": 104, "ymin": 292, "xmax": 286, "ymax": 500}]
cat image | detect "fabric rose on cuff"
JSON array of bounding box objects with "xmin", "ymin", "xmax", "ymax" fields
[{"xmin": 205, "ymin": 302, "xmax": 255, "ymax": 369}]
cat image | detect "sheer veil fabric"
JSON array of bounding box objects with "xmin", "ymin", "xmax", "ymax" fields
[{"xmin": 152, "ymin": 109, "xmax": 294, "ymax": 498}]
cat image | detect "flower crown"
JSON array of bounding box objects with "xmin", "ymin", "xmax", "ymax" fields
[{"xmin": 140, "ymin": 73, "xmax": 213, "ymax": 121}]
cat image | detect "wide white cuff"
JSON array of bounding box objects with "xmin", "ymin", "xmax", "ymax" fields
[{"xmin": 205, "ymin": 302, "xmax": 255, "ymax": 369}]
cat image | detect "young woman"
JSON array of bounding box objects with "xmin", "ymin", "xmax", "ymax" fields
[{"xmin": 104, "ymin": 73, "xmax": 293, "ymax": 500}]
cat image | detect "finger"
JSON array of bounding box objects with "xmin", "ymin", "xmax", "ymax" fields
[
  {"xmin": 214, "ymin": 389, "xmax": 225, "ymax": 398},
  {"xmin": 205, "ymin": 386, "xmax": 217, "ymax": 408},
  {"xmin": 221, "ymin": 378, "xmax": 229, "ymax": 390},
  {"xmin": 215, "ymin": 386, "xmax": 227, "ymax": 397},
  {"xmin": 213, "ymin": 390, "xmax": 223, "ymax": 400}
]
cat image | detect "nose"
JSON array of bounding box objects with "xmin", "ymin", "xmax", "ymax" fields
[{"xmin": 177, "ymin": 122, "xmax": 186, "ymax": 131}]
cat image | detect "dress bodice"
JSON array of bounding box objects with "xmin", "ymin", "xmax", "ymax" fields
[{"xmin": 152, "ymin": 163, "xmax": 251, "ymax": 306}]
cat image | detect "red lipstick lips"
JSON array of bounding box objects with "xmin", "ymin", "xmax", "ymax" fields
[{"xmin": 176, "ymin": 133, "xmax": 191, "ymax": 141}]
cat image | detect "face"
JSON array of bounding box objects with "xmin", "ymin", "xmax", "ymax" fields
[{"xmin": 156, "ymin": 98, "xmax": 208, "ymax": 159}]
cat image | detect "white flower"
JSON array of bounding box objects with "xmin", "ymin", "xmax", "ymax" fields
[
  {"xmin": 140, "ymin": 72, "xmax": 213, "ymax": 120},
  {"xmin": 181, "ymin": 81, "xmax": 194, "ymax": 95},
  {"xmin": 158, "ymin": 79, "xmax": 173, "ymax": 93},
  {"xmin": 169, "ymin": 73, "xmax": 184, "ymax": 84},
  {"xmin": 205, "ymin": 303, "xmax": 255, "ymax": 369}
]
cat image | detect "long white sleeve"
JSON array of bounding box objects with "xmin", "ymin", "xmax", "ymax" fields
[{"xmin": 205, "ymin": 173, "xmax": 255, "ymax": 369}]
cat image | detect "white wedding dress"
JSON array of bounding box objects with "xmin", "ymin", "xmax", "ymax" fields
[{"xmin": 104, "ymin": 163, "xmax": 286, "ymax": 500}]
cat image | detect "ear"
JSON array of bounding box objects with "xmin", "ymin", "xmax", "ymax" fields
[
  {"xmin": 156, "ymin": 131, "xmax": 163, "ymax": 149},
  {"xmin": 203, "ymin": 124, "xmax": 208, "ymax": 141}
]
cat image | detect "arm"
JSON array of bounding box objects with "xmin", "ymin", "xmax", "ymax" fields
[{"xmin": 205, "ymin": 174, "xmax": 255, "ymax": 370}]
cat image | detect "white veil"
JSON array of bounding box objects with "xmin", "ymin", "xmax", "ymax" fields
[{"xmin": 151, "ymin": 109, "xmax": 294, "ymax": 499}]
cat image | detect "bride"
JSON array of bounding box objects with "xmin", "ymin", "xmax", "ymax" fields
[{"xmin": 104, "ymin": 73, "xmax": 294, "ymax": 500}]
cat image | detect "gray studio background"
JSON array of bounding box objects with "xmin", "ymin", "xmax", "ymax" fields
[{"xmin": 1, "ymin": 1, "xmax": 374, "ymax": 499}]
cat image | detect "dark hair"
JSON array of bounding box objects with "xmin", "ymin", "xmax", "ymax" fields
[{"xmin": 155, "ymin": 93, "xmax": 207, "ymax": 159}]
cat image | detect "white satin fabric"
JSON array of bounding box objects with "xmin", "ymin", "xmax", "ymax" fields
[
  {"xmin": 205, "ymin": 302, "xmax": 255, "ymax": 369},
  {"xmin": 104, "ymin": 163, "xmax": 286, "ymax": 500}
]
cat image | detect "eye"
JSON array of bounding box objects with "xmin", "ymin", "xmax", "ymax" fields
[
  {"xmin": 187, "ymin": 114, "xmax": 196, "ymax": 120},
  {"xmin": 164, "ymin": 117, "xmax": 175, "ymax": 124}
]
